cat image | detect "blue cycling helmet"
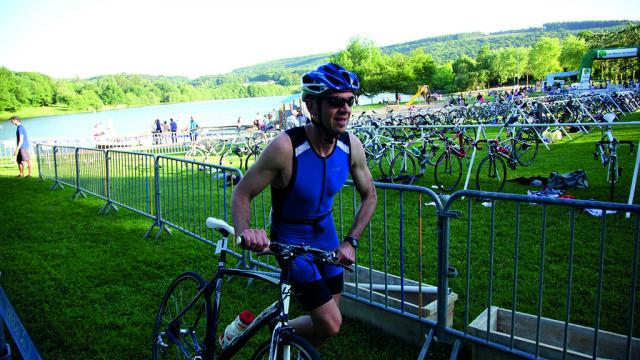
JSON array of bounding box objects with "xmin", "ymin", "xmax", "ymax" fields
[{"xmin": 301, "ymin": 63, "xmax": 360, "ymax": 98}]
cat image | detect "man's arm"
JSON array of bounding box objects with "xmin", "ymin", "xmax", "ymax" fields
[
  {"xmin": 14, "ymin": 133, "xmax": 23, "ymax": 157},
  {"xmin": 346, "ymin": 134, "xmax": 377, "ymax": 238},
  {"xmin": 335, "ymin": 134, "xmax": 377, "ymax": 264},
  {"xmin": 231, "ymin": 134, "xmax": 290, "ymax": 251}
]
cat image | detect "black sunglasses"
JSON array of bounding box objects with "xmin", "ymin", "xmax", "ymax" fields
[{"xmin": 322, "ymin": 96, "xmax": 355, "ymax": 108}]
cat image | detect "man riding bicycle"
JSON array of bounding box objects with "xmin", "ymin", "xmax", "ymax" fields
[{"xmin": 231, "ymin": 63, "xmax": 377, "ymax": 348}]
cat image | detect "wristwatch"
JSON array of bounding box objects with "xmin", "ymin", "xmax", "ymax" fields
[{"xmin": 343, "ymin": 236, "xmax": 359, "ymax": 249}]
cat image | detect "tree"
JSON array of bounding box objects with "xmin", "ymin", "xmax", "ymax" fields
[
  {"xmin": 98, "ymin": 77, "xmax": 125, "ymax": 105},
  {"xmin": 409, "ymin": 48, "xmax": 436, "ymax": 88},
  {"xmin": 330, "ymin": 36, "xmax": 384, "ymax": 95},
  {"xmin": 431, "ymin": 63, "xmax": 455, "ymax": 93},
  {"xmin": 475, "ymin": 44, "xmax": 495, "ymax": 88},
  {"xmin": 528, "ymin": 37, "xmax": 562, "ymax": 80},
  {"xmin": 452, "ymin": 55, "xmax": 478, "ymax": 90},
  {"xmin": 559, "ymin": 35, "xmax": 588, "ymax": 71}
]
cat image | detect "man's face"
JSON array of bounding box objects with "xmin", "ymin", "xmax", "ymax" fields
[
  {"xmin": 318, "ymin": 91, "xmax": 355, "ymax": 134},
  {"xmin": 10, "ymin": 119, "xmax": 18, "ymax": 126}
]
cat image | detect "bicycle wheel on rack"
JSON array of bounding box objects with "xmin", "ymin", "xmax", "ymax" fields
[
  {"xmin": 434, "ymin": 152, "xmax": 462, "ymax": 192},
  {"xmin": 152, "ymin": 272, "xmax": 211, "ymax": 360},
  {"xmin": 476, "ymin": 155, "xmax": 507, "ymax": 193},
  {"xmin": 250, "ymin": 332, "xmax": 320, "ymax": 360},
  {"xmin": 513, "ymin": 127, "xmax": 539, "ymax": 166},
  {"xmin": 220, "ymin": 149, "xmax": 244, "ymax": 170},
  {"xmin": 185, "ymin": 147, "xmax": 209, "ymax": 164},
  {"xmin": 608, "ymin": 155, "xmax": 618, "ymax": 202},
  {"xmin": 390, "ymin": 151, "xmax": 418, "ymax": 184},
  {"xmin": 378, "ymin": 147, "xmax": 395, "ymax": 181},
  {"xmin": 244, "ymin": 151, "xmax": 260, "ymax": 172}
]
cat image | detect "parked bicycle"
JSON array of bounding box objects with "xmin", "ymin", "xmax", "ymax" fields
[
  {"xmin": 152, "ymin": 217, "xmax": 351, "ymax": 360},
  {"xmin": 593, "ymin": 113, "xmax": 635, "ymax": 202},
  {"xmin": 433, "ymin": 129, "xmax": 479, "ymax": 192}
]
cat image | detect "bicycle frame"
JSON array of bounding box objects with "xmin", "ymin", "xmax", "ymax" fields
[{"xmin": 160, "ymin": 239, "xmax": 298, "ymax": 360}]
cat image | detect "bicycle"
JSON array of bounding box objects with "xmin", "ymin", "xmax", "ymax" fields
[
  {"xmin": 433, "ymin": 129, "xmax": 479, "ymax": 192},
  {"xmin": 593, "ymin": 113, "xmax": 635, "ymax": 202},
  {"xmin": 152, "ymin": 217, "xmax": 350, "ymax": 360},
  {"xmin": 474, "ymin": 139, "xmax": 521, "ymax": 193}
]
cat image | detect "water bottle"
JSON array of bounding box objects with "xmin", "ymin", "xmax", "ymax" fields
[{"xmin": 219, "ymin": 310, "xmax": 255, "ymax": 349}]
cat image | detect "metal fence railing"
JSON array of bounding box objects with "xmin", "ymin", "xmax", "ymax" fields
[
  {"xmin": 31, "ymin": 144, "xmax": 640, "ymax": 359},
  {"xmin": 438, "ymin": 190, "xmax": 640, "ymax": 359}
]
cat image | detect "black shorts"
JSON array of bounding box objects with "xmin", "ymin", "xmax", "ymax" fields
[
  {"xmin": 16, "ymin": 148, "xmax": 30, "ymax": 163},
  {"xmin": 291, "ymin": 272, "xmax": 343, "ymax": 311}
]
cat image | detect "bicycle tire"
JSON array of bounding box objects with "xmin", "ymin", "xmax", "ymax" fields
[
  {"xmin": 377, "ymin": 147, "xmax": 395, "ymax": 181},
  {"xmin": 412, "ymin": 114, "xmax": 429, "ymax": 126},
  {"xmin": 250, "ymin": 332, "xmax": 320, "ymax": 360},
  {"xmin": 390, "ymin": 151, "xmax": 418, "ymax": 184},
  {"xmin": 434, "ymin": 152, "xmax": 462, "ymax": 192},
  {"xmin": 220, "ymin": 149, "xmax": 244, "ymax": 170},
  {"xmin": 244, "ymin": 151, "xmax": 260, "ymax": 172},
  {"xmin": 514, "ymin": 127, "xmax": 539, "ymax": 166},
  {"xmin": 185, "ymin": 148, "xmax": 209, "ymax": 164},
  {"xmin": 476, "ymin": 155, "xmax": 507, "ymax": 193},
  {"xmin": 608, "ymin": 155, "xmax": 617, "ymax": 202},
  {"xmin": 152, "ymin": 272, "xmax": 211, "ymax": 360}
]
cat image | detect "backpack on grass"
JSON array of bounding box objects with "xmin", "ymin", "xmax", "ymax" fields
[{"xmin": 547, "ymin": 170, "xmax": 588, "ymax": 190}]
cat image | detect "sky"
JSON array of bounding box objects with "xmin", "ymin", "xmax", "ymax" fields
[{"xmin": 0, "ymin": 0, "xmax": 638, "ymax": 80}]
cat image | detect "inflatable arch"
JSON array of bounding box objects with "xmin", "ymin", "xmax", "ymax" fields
[{"xmin": 578, "ymin": 46, "xmax": 639, "ymax": 83}]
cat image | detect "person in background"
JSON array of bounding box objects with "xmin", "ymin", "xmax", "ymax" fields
[
  {"xmin": 170, "ymin": 118, "xmax": 178, "ymax": 143},
  {"xmin": 189, "ymin": 116, "xmax": 199, "ymax": 141},
  {"xmin": 296, "ymin": 109, "xmax": 309, "ymax": 125},
  {"xmin": 152, "ymin": 119, "xmax": 162, "ymax": 144},
  {"xmin": 286, "ymin": 109, "xmax": 299, "ymax": 130},
  {"xmin": 10, "ymin": 116, "xmax": 31, "ymax": 177},
  {"xmin": 232, "ymin": 63, "xmax": 377, "ymax": 349}
]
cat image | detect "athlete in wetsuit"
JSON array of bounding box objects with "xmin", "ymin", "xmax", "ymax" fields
[{"xmin": 231, "ymin": 63, "xmax": 377, "ymax": 347}]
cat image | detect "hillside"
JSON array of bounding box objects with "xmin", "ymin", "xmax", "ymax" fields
[{"xmin": 232, "ymin": 20, "xmax": 635, "ymax": 74}]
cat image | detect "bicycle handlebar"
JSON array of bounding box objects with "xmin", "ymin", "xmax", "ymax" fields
[{"xmin": 206, "ymin": 217, "xmax": 353, "ymax": 271}]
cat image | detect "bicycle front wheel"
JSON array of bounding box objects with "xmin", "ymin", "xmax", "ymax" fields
[
  {"xmin": 185, "ymin": 148, "xmax": 209, "ymax": 164},
  {"xmin": 152, "ymin": 272, "xmax": 211, "ymax": 360},
  {"xmin": 514, "ymin": 127, "xmax": 539, "ymax": 166},
  {"xmin": 476, "ymin": 155, "xmax": 507, "ymax": 193},
  {"xmin": 434, "ymin": 152, "xmax": 462, "ymax": 192},
  {"xmin": 250, "ymin": 332, "xmax": 320, "ymax": 360},
  {"xmin": 390, "ymin": 151, "xmax": 418, "ymax": 184}
]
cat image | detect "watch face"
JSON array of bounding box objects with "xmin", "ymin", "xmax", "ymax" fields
[{"xmin": 346, "ymin": 236, "xmax": 358, "ymax": 249}]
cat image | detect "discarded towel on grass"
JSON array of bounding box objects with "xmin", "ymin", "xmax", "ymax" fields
[{"xmin": 508, "ymin": 176, "xmax": 548, "ymax": 186}]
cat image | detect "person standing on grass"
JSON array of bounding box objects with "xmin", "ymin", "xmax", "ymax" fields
[
  {"xmin": 232, "ymin": 63, "xmax": 377, "ymax": 348},
  {"xmin": 170, "ymin": 118, "xmax": 178, "ymax": 143},
  {"xmin": 10, "ymin": 115, "xmax": 31, "ymax": 177}
]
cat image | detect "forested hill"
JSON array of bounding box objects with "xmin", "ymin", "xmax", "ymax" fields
[{"xmin": 232, "ymin": 20, "xmax": 634, "ymax": 74}]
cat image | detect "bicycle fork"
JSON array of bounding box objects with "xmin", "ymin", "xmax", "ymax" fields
[{"xmin": 269, "ymin": 283, "xmax": 293, "ymax": 360}]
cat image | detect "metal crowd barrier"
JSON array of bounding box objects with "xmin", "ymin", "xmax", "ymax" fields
[
  {"xmin": 99, "ymin": 150, "xmax": 155, "ymax": 217},
  {"xmin": 48, "ymin": 146, "xmax": 76, "ymax": 190},
  {"xmin": 33, "ymin": 143, "xmax": 640, "ymax": 359},
  {"xmin": 151, "ymin": 155, "xmax": 242, "ymax": 255},
  {"xmin": 436, "ymin": 190, "xmax": 640, "ymax": 359},
  {"xmin": 35, "ymin": 144, "xmax": 55, "ymax": 182},
  {"xmin": 73, "ymin": 147, "xmax": 107, "ymax": 200}
]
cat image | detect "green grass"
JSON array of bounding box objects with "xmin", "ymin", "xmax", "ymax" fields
[{"xmin": 0, "ymin": 168, "xmax": 427, "ymax": 359}]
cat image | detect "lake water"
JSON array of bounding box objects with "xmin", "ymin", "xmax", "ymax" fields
[{"xmin": 0, "ymin": 92, "xmax": 401, "ymax": 141}]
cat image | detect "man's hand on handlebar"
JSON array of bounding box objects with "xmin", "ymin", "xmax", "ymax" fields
[
  {"xmin": 334, "ymin": 241, "xmax": 355, "ymax": 266},
  {"xmin": 238, "ymin": 228, "xmax": 270, "ymax": 252}
]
